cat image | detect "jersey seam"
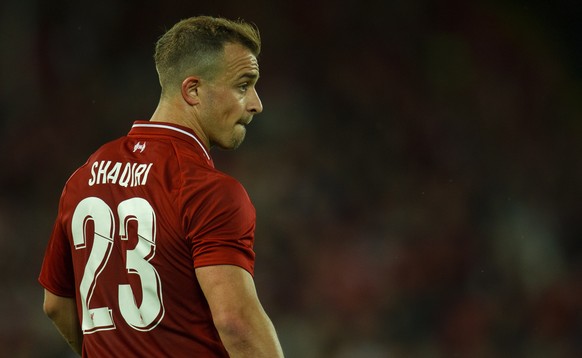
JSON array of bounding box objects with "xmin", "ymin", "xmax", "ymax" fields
[{"xmin": 170, "ymin": 140, "xmax": 188, "ymax": 243}]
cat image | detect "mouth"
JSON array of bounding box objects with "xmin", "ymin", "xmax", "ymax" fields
[{"xmin": 237, "ymin": 118, "xmax": 252, "ymax": 126}]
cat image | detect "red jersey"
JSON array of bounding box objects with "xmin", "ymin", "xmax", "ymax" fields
[{"xmin": 39, "ymin": 121, "xmax": 256, "ymax": 357}]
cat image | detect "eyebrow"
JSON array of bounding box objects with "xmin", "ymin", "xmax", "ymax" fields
[{"xmin": 237, "ymin": 71, "xmax": 260, "ymax": 81}]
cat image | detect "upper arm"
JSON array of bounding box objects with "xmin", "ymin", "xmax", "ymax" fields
[
  {"xmin": 195, "ymin": 265, "xmax": 284, "ymax": 357},
  {"xmin": 195, "ymin": 265, "xmax": 261, "ymax": 329},
  {"xmin": 43, "ymin": 289, "xmax": 83, "ymax": 355},
  {"xmin": 43, "ymin": 289, "xmax": 77, "ymax": 319}
]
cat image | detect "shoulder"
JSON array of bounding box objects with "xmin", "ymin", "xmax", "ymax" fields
[
  {"xmin": 197, "ymin": 170, "xmax": 252, "ymax": 208},
  {"xmin": 209, "ymin": 172, "xmax": 249, "ymax": 198},
  {"xmin": 182, "ymin": 169, "xmax": 255, "ymax": 221}
]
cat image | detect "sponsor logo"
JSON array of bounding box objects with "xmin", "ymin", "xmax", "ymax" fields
[{"xmin": 133, "ymin": 142, "xmax": 146, "ymax": 153}]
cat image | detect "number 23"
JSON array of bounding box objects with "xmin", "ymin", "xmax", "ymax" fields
[{"xmin": 72, "ymin": 197, "xmax": 165, "ymax": 333}]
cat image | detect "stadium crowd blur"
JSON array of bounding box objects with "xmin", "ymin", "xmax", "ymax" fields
[{"xmin": 1, "ymin": 0, "xmax": 581, "ymax": 356}]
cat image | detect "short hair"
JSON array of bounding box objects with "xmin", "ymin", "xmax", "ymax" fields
[{"xmin": 154, "ymin": 16, "xmax": 261, "ymax": 95}]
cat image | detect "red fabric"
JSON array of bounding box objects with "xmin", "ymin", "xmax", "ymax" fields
[{"xmin": 39, "ymin": 121, "xmax": 256, "ymax": 357}]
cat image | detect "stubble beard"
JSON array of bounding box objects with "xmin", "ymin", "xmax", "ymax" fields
[
  {"xmin": 215, "ymin": 126, "xmax": 246, "ymax": 150},
  {"xmin": 231, "ymin": 127, "xmax": 246, "ymax": 149}
]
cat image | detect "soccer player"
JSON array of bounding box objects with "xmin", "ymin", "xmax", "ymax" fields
[{"xmin": 39, "ymin": 16, "xmax": 284, "ymax": 357}]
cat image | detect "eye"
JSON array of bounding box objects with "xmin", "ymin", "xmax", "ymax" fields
[{"xmin": 238, "ymin": 83, "xmax": 249, "ymax": 93}]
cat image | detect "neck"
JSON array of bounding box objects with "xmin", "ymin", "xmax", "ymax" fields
[{"xmin": 150, "ymin": 96, "xmax": 210, "ymax": 149}]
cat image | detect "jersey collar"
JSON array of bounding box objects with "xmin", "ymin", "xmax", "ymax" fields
[{"xmin": 129, "ymin": 121, "xmax": 213, "ymax": 164}]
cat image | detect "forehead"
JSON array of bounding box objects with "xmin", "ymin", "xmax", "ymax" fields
[{"xmin": 220, "ymin": 42, "xmax": 260, "ymax": 79}]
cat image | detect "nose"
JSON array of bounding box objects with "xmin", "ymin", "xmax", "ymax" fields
[{"xmin": 248, "ymin": 88, "xmax": 263, "ymax": 114}]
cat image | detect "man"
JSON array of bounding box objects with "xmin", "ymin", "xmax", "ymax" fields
[{"xmin": 39, "ymin": 16, "xmax": 284, "ymax": 357}]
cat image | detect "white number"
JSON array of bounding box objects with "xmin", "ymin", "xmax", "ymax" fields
[
  {"xmin": 118, "ymin": 198, "xmax": 164, "ymax": 330},
  {"xmin": 72, "ymin": 197, "xmax": 164, "ymax": 333},
  {"xmin": 72, "ymin": 197, "xmax": 116, "ymax": 333}
]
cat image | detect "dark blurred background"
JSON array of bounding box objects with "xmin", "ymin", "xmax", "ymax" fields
[{"xmin": 1, "ymin": 0, "xmax": 581, "ymax": 356}]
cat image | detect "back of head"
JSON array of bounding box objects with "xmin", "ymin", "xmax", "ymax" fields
[{"xmin": 154, "ymin": 16, "xmax": 261, "ymax": 97}]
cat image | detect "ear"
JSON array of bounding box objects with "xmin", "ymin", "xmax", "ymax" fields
[{"xmin": 181, "ymin": 76, "xmax": 200, "ymax": 106}]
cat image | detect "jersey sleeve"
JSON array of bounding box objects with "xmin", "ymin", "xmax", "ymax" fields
[
  {"xmin": 184, "ymin": 175, "xmax": 256, "ymax": 276},
  {"xmin": 38, "ymin": 206, "xmax": 76, "ymax": 298}
]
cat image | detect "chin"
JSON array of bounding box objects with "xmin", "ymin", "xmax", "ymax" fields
[
  {"xmin": 216, "ymin": 136, "xmax": 245, "ymax": 150},
  {"xmin": 231, "ymin": 130, "xmax": 247, "ymax": 149},
  {"xmin": 231, "ymin": 136, "xmax": 245, "ymax": 150}
]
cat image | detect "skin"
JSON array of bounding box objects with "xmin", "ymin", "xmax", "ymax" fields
[
  {"xmin": 151, "ymin": 42, "xmax": 263, "ymax": 150},
  {"xmin": 196, "ymin": 265, "xmax": 284, "ymax": 357},
  {"xmin": 43, "ymin": 291, "xmax": 83, "ymax": 355}
]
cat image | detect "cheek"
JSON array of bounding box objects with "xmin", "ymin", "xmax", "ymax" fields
[
  {"xmin": 224, "ymin": 98, "xmax": 245, "ymax": 120},
  {"xmin": 211, "ymin": 91, "xmax": 245, "ymax": 124}
]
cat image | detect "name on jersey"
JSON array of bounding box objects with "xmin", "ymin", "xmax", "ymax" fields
[{"xmin": 88, "ymin": 160, "xmax": 153, "ymax": 187}]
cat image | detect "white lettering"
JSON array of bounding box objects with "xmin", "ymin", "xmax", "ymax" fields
[
  {"xmin": 142, "ymin": 164, "xmax": 153, "ymax": 185},
  {"xmin": 87, "ymin": 161, "xmax": 154, "ymax": 187},
  {"xmin": 88, "ymin": 162, "xmax": 99, "ymax": 186},
  {"xmin": 130, "ymin": 163, "xmax": 137, "ymax": 187},
  {"xmin": 133, "ymin": 164, "xmax": 147, "ymax": 186},
  {"xmin": 106, "ymin": 162, "xmax": 122, "ymax": 184},
  {"xmin": 119, "ymin": 163, "xmax": 132, "ymax": 187},
  {"xmin": 97, "ymin": 161, "xmax": 112, "ymax": 185}
]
